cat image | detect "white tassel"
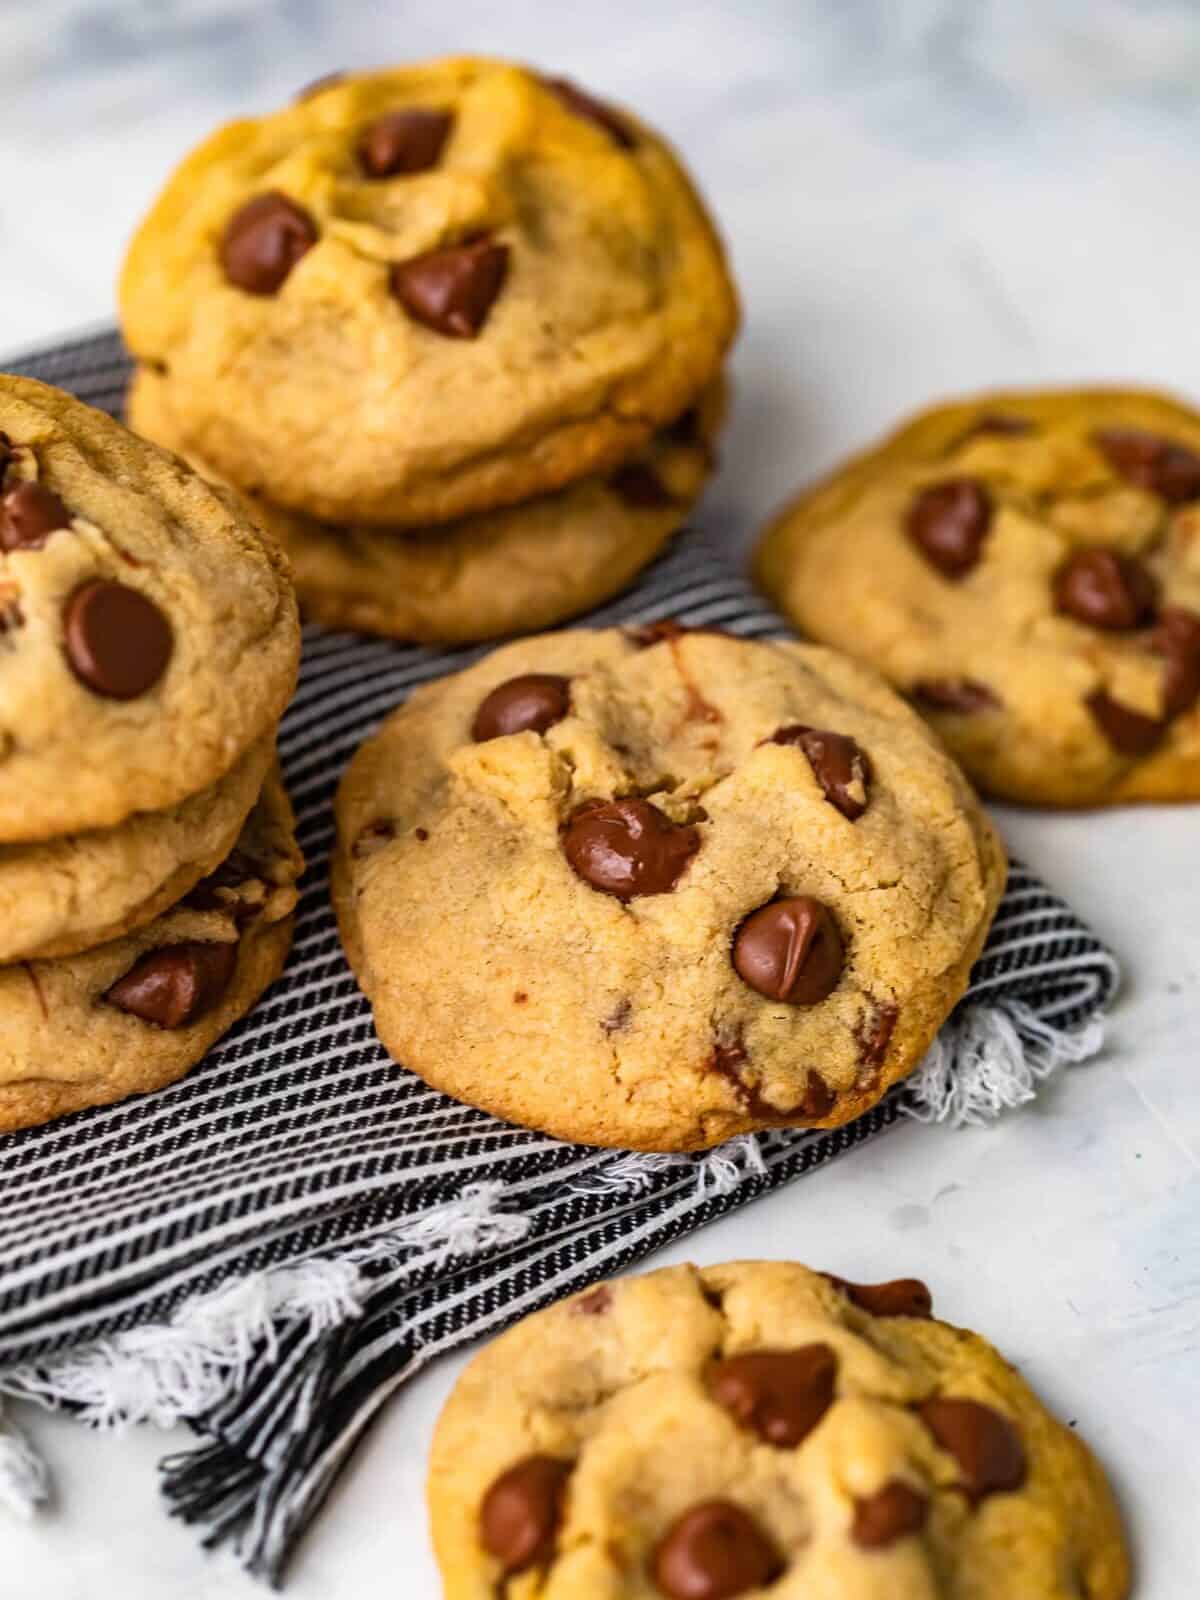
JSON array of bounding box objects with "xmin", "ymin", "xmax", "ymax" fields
[
  {"xmin": 567, "ymin": 1152, "xmax": 684, "ymax": 1198},
  {"xmin": 0, "ymin": 1400, "xmax": 48, "ymax": 1520},
  {"xmin": 692, "ymin": 1135, "xmax": 768, "ymax": 1197}
]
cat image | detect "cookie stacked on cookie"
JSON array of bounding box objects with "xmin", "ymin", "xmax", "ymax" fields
[
  {"xmin": 121, "ymin": 57, "xmax": 738, "ymax": 642},
  {"xmin": 0, "ymin": 376, "xmax": 302, "ymax": 1133}
]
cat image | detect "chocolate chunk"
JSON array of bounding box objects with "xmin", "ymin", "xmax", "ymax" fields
[
  {"xmin": 0, "ymin": 482, "xmax": 71, "ymax": 551},
  {"xmin": 1153, "ymin": 605, "xmax": 1200, "ymax": 717},
  {"xmin": 610, "ymin": 462, "xmax": 674, "ymax": 508},
  {"xmin": 1053, "ymin": 549, "xmax": 1158, "ymax": 631},
  {"xmin": 911, "ymin": 678, "xmax": 999, "ymax": 714},
  {"xmin": 851, "ymin": 1480, "xmax": 929, "ymax": 1549},
  {"xmin": 62, "ymin": 580, "xmax": 172, "ymax": 699},
  {"xmin": 562, "ymin": 798, "xmax": 700, "ymax": 900},
  {"xmin": 826, "ymin": 1274, "xmax": 933, "ymax": 1318},
  {"xmin": 708, "ymin": 1345, "xmax": 837, "ymax": 1447},
  {"xmin": 799, "ymin": 1071, "xmax": 835, "ymax": 1118},
  {"xmin": 652, "ymin": 1502, "xmax": 781, "ymax": 1600},
  {"xmin": 220, "ymin": 192, "xmax": 317, "ymax": 294},
  {"xmin": 732, "ymin": 897, "xmax": 844, "ymax": 1006},
  {"xmin": 856, "ymin": 1002, "xmax": 899, "ymax": 1071},
  {"xmin": 472, "ymin": 674, "xmax": 570, "ymax": 741},
  {"xmin": 357, "ymin": 107, "xmax": 453, "ymax": 177},
  {"xmin": 479, "ymin": 1455, "xmax": 570, "ymax": 1574},
  {"xmin": 105, "ymin": 941, "xmax": 237, "ymax": 1028},
  {"xmin": 390, "ymin": 236, "xmax": 508, "ymax": 338},
  {"xmin": 294, "ymin": 70, "xmax": 346, "ymax": 101},
  {"xmin": 1093, "ymin": 426, "xmax": 1200, "ymax": 504},
  {"xmin": 906, "ymin": 479, "xmax": 992, "ymax": 578},
  {"xmin": 543, "ymin": 76, "xmax": 635, "ymax": 148},
  {"xmin": 1085, "ymin": 689, "xmax": 1163, "ymax": 755},
  {"xmin": 770, "ymin": 725, "xmax": 871, "ymax": 820},
  {"xmin": 919, "ymin": 1397, "xmax": 1026, "ymax": 1502}
]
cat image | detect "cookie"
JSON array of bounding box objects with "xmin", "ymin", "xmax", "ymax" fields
[
  {"xmin": 128, "ymin": 363, "xmax": 720, "ymax": 643},
  {"xmin": 0, "ymin": 735, "xmax": 272, "ymax": 965},
  {"xmin": 332, "ymin": 627, "xmax": 1004, "ymax": 1150},
  {"xmin": 754, "ymin": 387, "xmax": 1200, "ymax": 806},
  {"xmin": 0, "ymin": 376, "xmax": 300, "ymax": 842},
  {"xmin": 429, "ymin": 1260, "xmax": 1129, "ymax": 1600},
  {"xmin": 118, "ymin": 57, "xmax": 738, "ymax": 527},
  {"xmin": 0, "ymin": 764, "xmax": 301, "ymax": 1134}
]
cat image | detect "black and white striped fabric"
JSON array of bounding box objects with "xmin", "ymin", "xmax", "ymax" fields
[{"xmin": 0, "ymin": 331, "xmax": 1119, "ymax": 1583}]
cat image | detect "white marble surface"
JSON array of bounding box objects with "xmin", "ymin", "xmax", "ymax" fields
[{"xmin": 3, "ymin": 2, "xmax": 1200, "ymax": 1597}]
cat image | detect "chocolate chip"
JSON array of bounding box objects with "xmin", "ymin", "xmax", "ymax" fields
[
  {"xmin": 708, "ymin": 1345, "xmax": 837, "ymax": 1447},
  {"xmin": 770, "ymin": 725, "xmax": 871, "ymax": 820},
  {"xmin": 294, "ymin": 70, "xmax": 346, "ymax": 101},
  {"xmin": 357, "ymin": 107, "xmax": 453, "ymax": 177},
  {"xmin": 105, "ymin": 941, "xmax": 237, "ymax": 1028},
  {"xmin": 799, "ymin": 1070, "xmax": 835, "ymax": 1118},
  {"xmin": 472, "ymin": 674, "xmax": 570, "ymax": 741},
  {"xmin": 919, "ymin": 1398, "xmax": 1026, "ymax": 1502},
  {"xmin": 0, "ymin": 482, "xmax": 71, "ymax": 551},
  {"xmin": 629, "ymin": 618, "xmax": 692, "ymax": 647},
  {"xmin": 562, "ymin": 798, "xmax": 700, "ymax": 900},
  {"xmin": 856, "ymin": 1001, "xmax": 899, "ymax": 1071},
  {"xmin": 1093, "ymin": 426, "xmax": 1200, "ymax": 504},
  {"xmin": 652, "ymin": 1502, "xmax": 781, "ymax": 1600},
  {"xmin": 1153, "ymin": 605, "xmax": 1200, "ymax": 717},
  {"xmin": 62, "ymin": 580, "xmax": 172, "ymax": 700},
  {"xmin": 390, "ymin": 236, "xmax": 508, "ymax": 338},
  {"xmin": 1053, "ymin": 549, "xmax": 1158, "ymax": 631},
  {"xmin": 732, "ymin": 897, "xmax": 844, "ymax": 1006},
  {"xmin": 851, "ymin": 1480, "xmax": 929, "ymax": 1549},
  {"xmin": 911, "ymin": 678, "xmax": 999, "ymax": 714},
  {"xmin": 575, "ymin": 1286, "xmax": 612, "ymax": 1315},
  {"xmin": 969, "ymin": 413, "xmax": 1033, "ymax": 438},
  {"xmin": 479, "ymin": 1455, "xmax": 570, "ymax": 1574},
  {"xmin": 601, "ymin": 997, "xmax": 632, "ymax": 1035},
  {"xmin": 609, "ymin": 462, "xmax": 674, "ymax": 509},
  {"xmin": 220, "ymin": 192, "xmax": 318, "ymax": 294},
  {"xmin": 543, "ymin": 76, "xmax": 635, "ymax": 148},
  {"xmin": 1085, "ymin": 689, "xmax": 1163, "ymax": 755},
  {"xmin": 352, "ymin": 818, "xmax": 397, "ymax": 858},
  {"xmin": 826, "ymin": 1274, "xmax": 933, "ymax": 1318},
  {"xmin": 906, "ymin": 479, "xmax": 992, "ymax": 577}
]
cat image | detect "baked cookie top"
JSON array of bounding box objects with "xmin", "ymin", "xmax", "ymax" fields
[
  {"xmin": 0, "ymin": 376, "xmax": 299, "ymax": 842},
  {"xmin": 429, "ymin": 1260, "xmax": 1129, "ymax": 1600},
  {"xmin": 755, "ymin": 387, "xmax": 1200, "ymax": 807},
  {"xmin": 332, "ymin": 628, "xmax": 1004, "ymax": 1150},
  {"xmin": 118, "ymin": 57, "xmax": 738, "ymax": 527}
]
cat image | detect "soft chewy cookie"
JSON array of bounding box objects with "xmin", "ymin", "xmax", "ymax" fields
[
  {"xmin": 755, "ymin": 387, "xmax": 1200, "ymax": 807},
  {"xmin": 0, "ymin": 765, "xmax": 302, "ymax": 1134},
  {"xmin": 0, "ymin": 376, "xmax": 299, "ymax": 841},
  {"xmin": 119, "ymin": 57, "xmax": 738, "ymax": 527},
  {"xmin": 128, "ymin": 364, "xmax": 719, "ymax": 642},
  {"xmin": 429, "ymin": 1260, "xmax": 1129, "ymax": 1599},
  {"xmin": 333, "ymin": 627, "xmax": 1004, "ymax": 1150}
]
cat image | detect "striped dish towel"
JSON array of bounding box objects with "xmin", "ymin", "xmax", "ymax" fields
[{"xmin": 0, "ymin": 330, "xmax": 1119, "ymax": 1583}]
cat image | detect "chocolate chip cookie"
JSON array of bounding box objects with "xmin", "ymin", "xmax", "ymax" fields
[
  {"xmin": 429, "ymin": 1260, "xmax": 1129, "ymax": 1599},
  {"xmin": 332, "ymin": 627, "xmax": 1004, "ymax": 1149},
  {"xmin": 0, "ymin": 763, "xmax": 302, "ymax": 1134},
  {"xmin": 755, "ymin": 387, "xmax": 1200, "ymax": 806},
  {"xmin": 119, "ymin": 56, "xmax": 738, "ymax": 528},
  {"xmin": 128, "ymin": 364, "xmax": 720, "ymax": 643},
  {"xmin": 0, "ymin": 376, "xmax": 299, "ymax": 841}
]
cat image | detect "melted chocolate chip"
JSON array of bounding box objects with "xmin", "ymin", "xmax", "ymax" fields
[
  {"xmin": 479, "ymin": 1456, "xmax": 570, "ymax": 1574},
  {"xmin": 105, "ymin": 941, "xmax": 237, "ymax": 1028},
  {"xmin": 826, "ymin": 1274, "xmax": 933, "ymax": 1318},
  {"xmin": 352, "ymin": 818, "xmax": 398, "ymax": 858},
  {"xmin": 1053, "ymin": 549, "xmax": 1158, "ymax": 631},
  {"xmin": 919, "ymin": 1398, "xmax": 1026, "ymax": 1502},
  {"xmin": 630, "ymin": 618, "xmax": 692, "ymax": 647},
  {"xmin": 610, "ymin": 462, "xmax": 674, "ymax": 508},
  {"xmin": 1153, "ymin": 605, "xmax": 1200, "ymax": 717},
  {"xmin": 732, "ymin": 897, "xmax": 844, "ymax": 1006},
  {"xmin": 357, "ymin": 107, "xmax": 453, "ymax": 177},
  {"xmin": 856, "ymin": 1001, "xmax": 899, "ymax": 1071},
  {"xmin": 851, "ymin": 1480, "xmax": 929, "ymax": 1549},
  {"xmin": 0, "ymin": 481, "xmax": 71, "ymax": 551},
  {"xmin": 543, "ymin": 76, "xmax": 635, "ymax": 148},
  {"xmin": 652, "ymin": 1502, "xmax": 781, "ymax": 1600},
  {"xmin": 911, "ymin": 678, "xmax": 999, "ymax": 714},
  {"xmin": 1093, "ymin": 426, "xmax": 1200, "ymax": 504},
  {"xmin": 390, "ymin": 236, "xmax": 508, "ymax": 338},
  {"xmin": 220, "ymin": 192, "xmax": 317, "ymax": 294},
  {"xmin": 770, "ymin": 725, "xmax": 871, "ymax": 820},
  {"xmin": 601, "ymin": 997, "xmax": 633, "ymax": 1035},
  {"xmin": 472, "ymin": 674, "xmax": 570, "ymax": 741},
  {"xmin": 799, "ymin": 1071, "xmax": 835, "ymax": 1118},
  {"xmin": 62, "ymin": 580, "xmax": 172, "ymax": 700},
  {"xmin": 562, "ymin": 798, "xmax": 700, "ymax": 900},
  {"xmin": 1085, "ymin": 689, "xmax": 1163, "ymax": 755},
  {"xmin": 906, "ymin": 479, "xmax": 992, "ymax": 578},
  {"xmin": 708, "ymin": 1345, "xmax": 837, "ymax": 1448},
  {"xmin": 575, "ymin": 1286, "xmax": 612, "ymax": 1315},
  {"xmin": 969, "ymin": 413, "xmax": 1034, "ymax": 438}
]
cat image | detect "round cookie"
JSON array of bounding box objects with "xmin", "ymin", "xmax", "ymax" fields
[
  {"xmin": 0, "ymin": 376, "xmax": 300, "ymax": 842},
  {"xmin": 754, "ymin": 387, "xmax": 1200, "ymax": 807},
  {"xmin": 332, "ymin": 627, "xmax": 1004, "ymax": 1150},
  {"xmin": 0, "ymin": 765, "xmax": 302, "ymax": 1134},
  {"xmin": 429, "ymin": 1260, "xmax": 1129, "ymax": 1600},
  {"xmin": 128, "ymin": 364, "xmax": 720, "ymax": 643},
  {"xmin": 118, "ymin": 56, "xmax": 738, "ymax": 528},
  {"xmin": 0, "ymin": 735, "xmax": 273, "ymax": 964}
]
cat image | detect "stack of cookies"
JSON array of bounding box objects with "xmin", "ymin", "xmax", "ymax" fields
[
  {"xmin": 120, "ymin": 57, "xmax": 739, "ymax": 643},
  {"xmin": 0, "ymin": 376, "xmax": 302, "ymax": 1134}
]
